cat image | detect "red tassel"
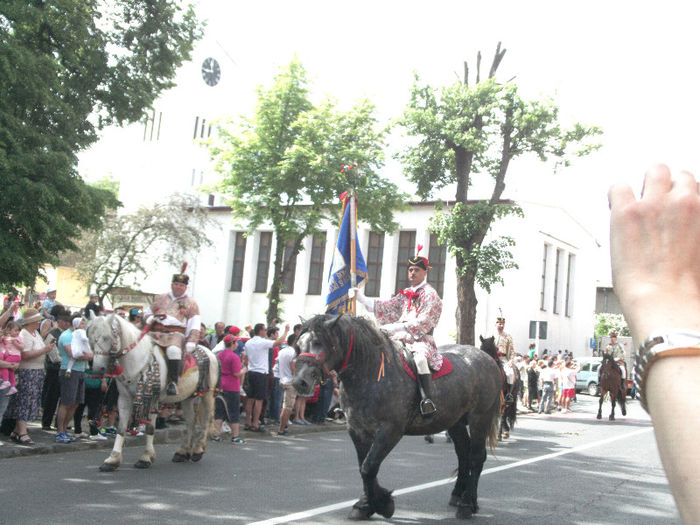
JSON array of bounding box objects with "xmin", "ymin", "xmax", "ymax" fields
[
  {"xmin": 180, "ymin": 262, "xmax": 188, "ymax": 274},
  {"xmin": 416, "ymin": 244, "xmax": 423, "ymax": 254}
]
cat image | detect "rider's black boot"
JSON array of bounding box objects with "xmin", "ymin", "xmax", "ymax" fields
[
  {"xmin": 167, "ymin": 358, "xmax": 182, "ymax": 396},
  {"xmin": 418, "ymin": 373, "xmax": 437, "ymax": 417}
]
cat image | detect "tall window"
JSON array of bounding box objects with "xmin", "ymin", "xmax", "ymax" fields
[
  {"xmin": 307, "ymin": 234, "xmax": 327, "ymax": 295},
  {"xmin": 428, "ymin": 233, "xmax": 447, "ymax": 296},
  {"xmin": 565, "ymin": 253, "xmax": 576, "ymax": 317},
  {"xmin": 553, "ymin": 249, "xmax": 562, "ymax": 314},
  {"xmin": 254, "ymin": 232, "xmax": 272, "ymax": 293},
  {"xmin": 540, "ymin": 244, "xmax": 550, "ymax": 311},
  {"xmin": 281, "ymin": 240, "xmax": 298, "ymax": 294},
  {"xmin": 395, "ymin": 231, "xmax": 416, "ymax": 291},
  {"xmin": 230, "ymin": 232, "xmax": 247, "ymax": 292},
  {"xmin": 365, "ymin": 232, "xmax": 384, "ymax": 297}
]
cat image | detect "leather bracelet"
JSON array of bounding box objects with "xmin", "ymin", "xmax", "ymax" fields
[{"xmin": 635, "ymin": 330, "xmax": 700, "ymax": 412}]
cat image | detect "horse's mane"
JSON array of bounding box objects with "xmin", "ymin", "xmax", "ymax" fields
[{"xmin": 302, "ymin": 314, "xmax": 394, "ymax": 375}]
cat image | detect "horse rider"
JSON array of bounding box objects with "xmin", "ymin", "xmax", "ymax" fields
[
  {"xmin": 143, "ymin": 264, "xmax": 201, "ymax": 395},
  {"xmin": 604, "ymin": 331, "xmax": 627, "ymax": 392},
  {"xmin": 352, "ymin": 245, "xmax": 443, "ymax": 417},
  {"xmin": 494, "ymin": 313, "xmax": 515, "ymax": 361}
]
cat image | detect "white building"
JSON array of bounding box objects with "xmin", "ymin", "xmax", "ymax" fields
[
  {"xmin": 78, "ymin": 8, "xmax": 603, "ymax": 356},
  {"xmin": 182, "ymin": 199, "xmax": 600, "ymax": 357}
]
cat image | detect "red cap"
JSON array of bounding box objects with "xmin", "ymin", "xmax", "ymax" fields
[
  {"xmin": 223, "ymin": 335, "xmax": 236, "ymax": 345},
  {"xmin": 228, "ymin": 326, "xmax": 241, "ymax": 335}
]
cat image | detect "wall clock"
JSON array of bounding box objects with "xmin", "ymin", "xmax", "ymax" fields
[{"xmin": 201, "ymin": 57, "xmax": 220, "ymax": 87}]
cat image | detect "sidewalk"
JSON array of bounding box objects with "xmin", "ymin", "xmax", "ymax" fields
[{"xmin": 0, "ymin": 418, "xmax": 347, "ymax": 460}]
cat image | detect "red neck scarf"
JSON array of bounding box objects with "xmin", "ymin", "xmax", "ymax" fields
[{"xmin": 399, "ymin": 288, "xmax": 421, "ymax": 311}]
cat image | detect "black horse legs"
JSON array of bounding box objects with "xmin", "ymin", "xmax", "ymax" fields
[
  {"xmin": 447, "ymin": 422, "xmax": 470, "ymax": 511},
  {"xmin": 347, "ymin": 427, "xmax": 399, "ymax": 520}
]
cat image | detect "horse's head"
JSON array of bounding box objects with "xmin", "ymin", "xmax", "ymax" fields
[
  {"xmin": 87, "ymin": 313, "xmax": 121, "ymax": 374},
  {"xmin": 479, "ymin": 335, "xmax": 498, "ymax": 361},
  {"xmin": 292, "ymin": 314, "xmax": 347, "ymax": 395}
]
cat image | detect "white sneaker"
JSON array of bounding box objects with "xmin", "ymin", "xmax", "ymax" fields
[
  {"xmin": 89, "ymin": 433, "xmax": 108, "ymax": 441},
  {"xmin": 221, "ymin": 422, "xmax": 232, "ymax": 434}
]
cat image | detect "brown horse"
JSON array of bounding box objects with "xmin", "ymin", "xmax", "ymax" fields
[{"xmin": 596, "ymin": 353, "xmax": 627, "ymax": 420}]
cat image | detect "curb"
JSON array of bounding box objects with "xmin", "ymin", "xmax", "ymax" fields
[{"xmin": 0, "ymin": 420, "xmax": 347, "ymax": 460}]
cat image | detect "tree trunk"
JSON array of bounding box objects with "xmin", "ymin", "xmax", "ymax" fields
[
  {"xmin": 456, "ymin": 267, "xmax": 478, "ymax": 345},
  {"xmin": 267, "ymin": 239, "xmax": 286, "ymax": 325}
]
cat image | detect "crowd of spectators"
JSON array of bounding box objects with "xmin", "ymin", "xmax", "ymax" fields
[{"xmin": 0, "ymin": 291, "xmax": 343, "ymax": 448}]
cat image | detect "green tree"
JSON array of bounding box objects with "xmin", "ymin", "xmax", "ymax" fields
[
  {"xmin": 208, "ymin": 59, "xmax": 408, "ymax": 323},
  {"xmin": 0, "ymin": 1, "xmax": 201, "ymax": 288},
  {"xmin": 398, "ymin": 43, "xmax": 601, "ymax": 344},
  {"xmin": 594, "ymin": 313, "xmax": 630, "ymax": 340},
  {"xmin": 73, "ymin": 194, "xmax": 217, "ymax": 305}
]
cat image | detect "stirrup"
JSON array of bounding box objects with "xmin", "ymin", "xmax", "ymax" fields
[
  {"xmin": 420, "ymin": 398, "xmax": 437, "ymax": 416},
  {"xmin": 167, "ymin": 382, "xmax": 178, "ymax": 396}
]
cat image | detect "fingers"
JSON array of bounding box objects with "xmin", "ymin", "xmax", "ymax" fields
[
  {"xmin": 608, "ymin": 183, "xmax": 636, "ymax": 210},
  {"xmin": 673, "ymin": 170, "xmax": 700, "ymax": 196},
  {"xmin": 641, "ymin": 164, "xmax": 672, "ymax": 199}
]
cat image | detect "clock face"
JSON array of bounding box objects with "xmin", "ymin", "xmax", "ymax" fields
[{"xmin": 201, "ymin": 57, "xmax": 220, "ymax": 87}]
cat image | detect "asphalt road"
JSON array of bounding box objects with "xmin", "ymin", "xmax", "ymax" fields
[{"xmin": 0, "ymin": 395, "xmax": 679, "ymax": 525}]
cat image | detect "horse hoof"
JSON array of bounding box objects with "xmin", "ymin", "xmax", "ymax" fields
[
  {"xmin": 622, "ymin": 409, "xmax": 627, "ymax": 416},
  {"xmin": 456, "ymin": 504, "xmax": 473, "ymax": 519},
  {"xmin": 424, "ymin": 435, "xmax": 434, "ymax": 444},
  {"xmin": 449, "ymin": 494, "xmax": 460, "ymax": 507},
  {"xmin": 191, "ymin": 452, "xmax": 203, "ymax": 462},
  {"xmin": 596, "ymin": 414, "xmax": 602, "ymax": 420},
  {"xmin": 347, "ymin": 507, "xmax": 374, "ymax": 520},
  {"xmin": 609, "ymin": 415, "xmax": 615, "ymax": 421},
  {"xmin": 99, "ymin": 463, "xmax": 118, "ymax": 472},
  {"xmin": 134, "ymin": 460, "xmax": 151, "ymax": 469},
  {"xmin": 375, "ymin": 495, "xmax": 394, "ymax": 519},
  {"xmin": 472, "ymin": 502, "xmax": 479, "ymax": 514},
  {"xmin": 172, "ymin": 453, "xmax": 190, "ymax": 463}
]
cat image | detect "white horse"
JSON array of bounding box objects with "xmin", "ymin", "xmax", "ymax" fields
[{"xmin": 88, "ymin": 313, "xmax": 219, "ymax": 471}]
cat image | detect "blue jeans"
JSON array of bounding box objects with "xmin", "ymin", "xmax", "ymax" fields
[
  {"xmin": 268, "ymin": 377, "xmax": 282, "ymax": 422},
  {"xmin": 0, "ymin": 385, "xmax": 11, "ymax": 425},
  {"xmin": 313, "ymin": 378, "xmax": 334, "ymax": 422},
  {"xmin": 539, "ymin": 382, "xmax": 554, "ymax": 413}
]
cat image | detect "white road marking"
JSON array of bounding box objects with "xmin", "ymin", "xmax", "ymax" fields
[{"xmin": 248, "ymin": 427, "xmax": 653, "ymax": 525}]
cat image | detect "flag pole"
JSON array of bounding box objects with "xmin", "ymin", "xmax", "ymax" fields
[{"xmin": 349, "ymin": 193, "xmax": 357, "ymax": 315}]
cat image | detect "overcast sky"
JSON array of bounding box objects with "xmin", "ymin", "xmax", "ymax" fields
[{"xmin": 80, "ymin": 0, "xmax": 700, "ymax": 246}]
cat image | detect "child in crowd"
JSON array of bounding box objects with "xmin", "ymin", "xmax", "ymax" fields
[
  {"xmin": 66, "ymin": 317, "xmax": 90, "ymax": 378},
  {"xmin": 0, "ymin": 320, "xmax": 23, "ymax": 395}
]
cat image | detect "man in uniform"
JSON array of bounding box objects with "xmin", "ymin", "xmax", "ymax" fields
[
  {"xmin": 352, "ymin": 245, "xmax": 442, "ymax": 416},
  {"xmin": 494, "ymin": 314, "xmax": 515, "ymax": 361},
  {"xmin": 143, "ymin": 265, "xmax": 201, "ymax": 395},
  {"xmin": 604, "ymin": 331, "xmax": 627, "ymax": 393}
]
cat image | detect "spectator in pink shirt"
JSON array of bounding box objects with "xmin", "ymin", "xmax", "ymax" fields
[{"xmin": 214, "ymin": 335, "xmax": 247, "ymax": 444}]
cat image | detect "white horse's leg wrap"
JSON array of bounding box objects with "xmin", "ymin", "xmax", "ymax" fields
[
  {"xmin": 166, "ymin": 345, "xmax": 182, "ymax": 360},
  {"xmin": 411, "ymin": 343, "xmax": 430, "ymax": 375}
]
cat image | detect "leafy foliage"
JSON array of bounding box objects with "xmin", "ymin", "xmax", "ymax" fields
[
  {"xmin": 207, "ymin": 59, "xmax": 407, "ymax": 322},
  {"xmin": 398, "ymin": 43, "xmax": 602, "ymax": 343},
  {"xmin": 594, "ymin": 313, "xmax": 630, "ymax": 339},
  {"xmin": 73, "ymin": 194, "xmax": 217, "ymax": 303},
  {"xmin": 0, "ymin": 1, "xmax": 201, "ymax": 288}
]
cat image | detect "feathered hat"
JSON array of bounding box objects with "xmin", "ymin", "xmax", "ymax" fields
[
  {"xmin": 496, "ymin": 307, "xmax": 505, "ymax": 323},
  {"xmin": 407, "ymin": 244, "xmax": 431, "ymax": 270},
  {"xmin": 172, "ymin": 262, "xmax": 190, "ymax": 285}
]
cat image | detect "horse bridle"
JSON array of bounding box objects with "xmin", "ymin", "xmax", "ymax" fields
[{"xmin": 296, "ymin": 329, "xmax": 354, "ymax": 380}]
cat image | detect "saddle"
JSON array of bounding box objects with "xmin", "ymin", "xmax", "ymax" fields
[
  {"xmin": 399, "ymin": 346, "xmax": 453, "ymax": 381},
  {"xmin": 154, "ymin": 345, "xmax": 212, "ymax": 396}
]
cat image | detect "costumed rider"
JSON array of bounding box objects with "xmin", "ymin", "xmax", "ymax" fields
[
  {"xmin": 604, "ymin": 331, "xmax": 627, "ymax": 392},
  {"xmin": 143, "ymin": 264, "xmax": 201, "ymax": 396},
  {"xmin": 351, "ymin": 245, "xmax": 443, "ymax": 417},
  {"xmin": 495, "ymin": 312, "xmax": 516, "ymax": 397}
]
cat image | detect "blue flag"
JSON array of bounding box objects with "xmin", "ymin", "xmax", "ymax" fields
[{"xmin": 326, "ymin": 196, "xmax": 367, "ymax": 314}]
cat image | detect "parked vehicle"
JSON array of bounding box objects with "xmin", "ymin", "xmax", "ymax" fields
[{"xmin": 575, "ymin": 357, "xmax": 602, "ymax": 396}]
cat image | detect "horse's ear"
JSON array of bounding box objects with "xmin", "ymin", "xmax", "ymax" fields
[
  {"xmin": 89, "ymin": 310, "xmax": 97, "ymax": 321},
  {"xmin": 479, "ymin": 335, "xmax": 485, "ymax": 343},
  {"xmin": 299, "ymin": 316, "xmax": 307, "ymax": 324},
  {"xmin": 325, "ymin": 314, "xmax": 343, "ymax": 331}
]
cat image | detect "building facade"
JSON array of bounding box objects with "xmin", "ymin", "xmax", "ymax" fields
[{"xmin": 180, "ymin": 200, "xmax": 600, "ymax": 357}]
